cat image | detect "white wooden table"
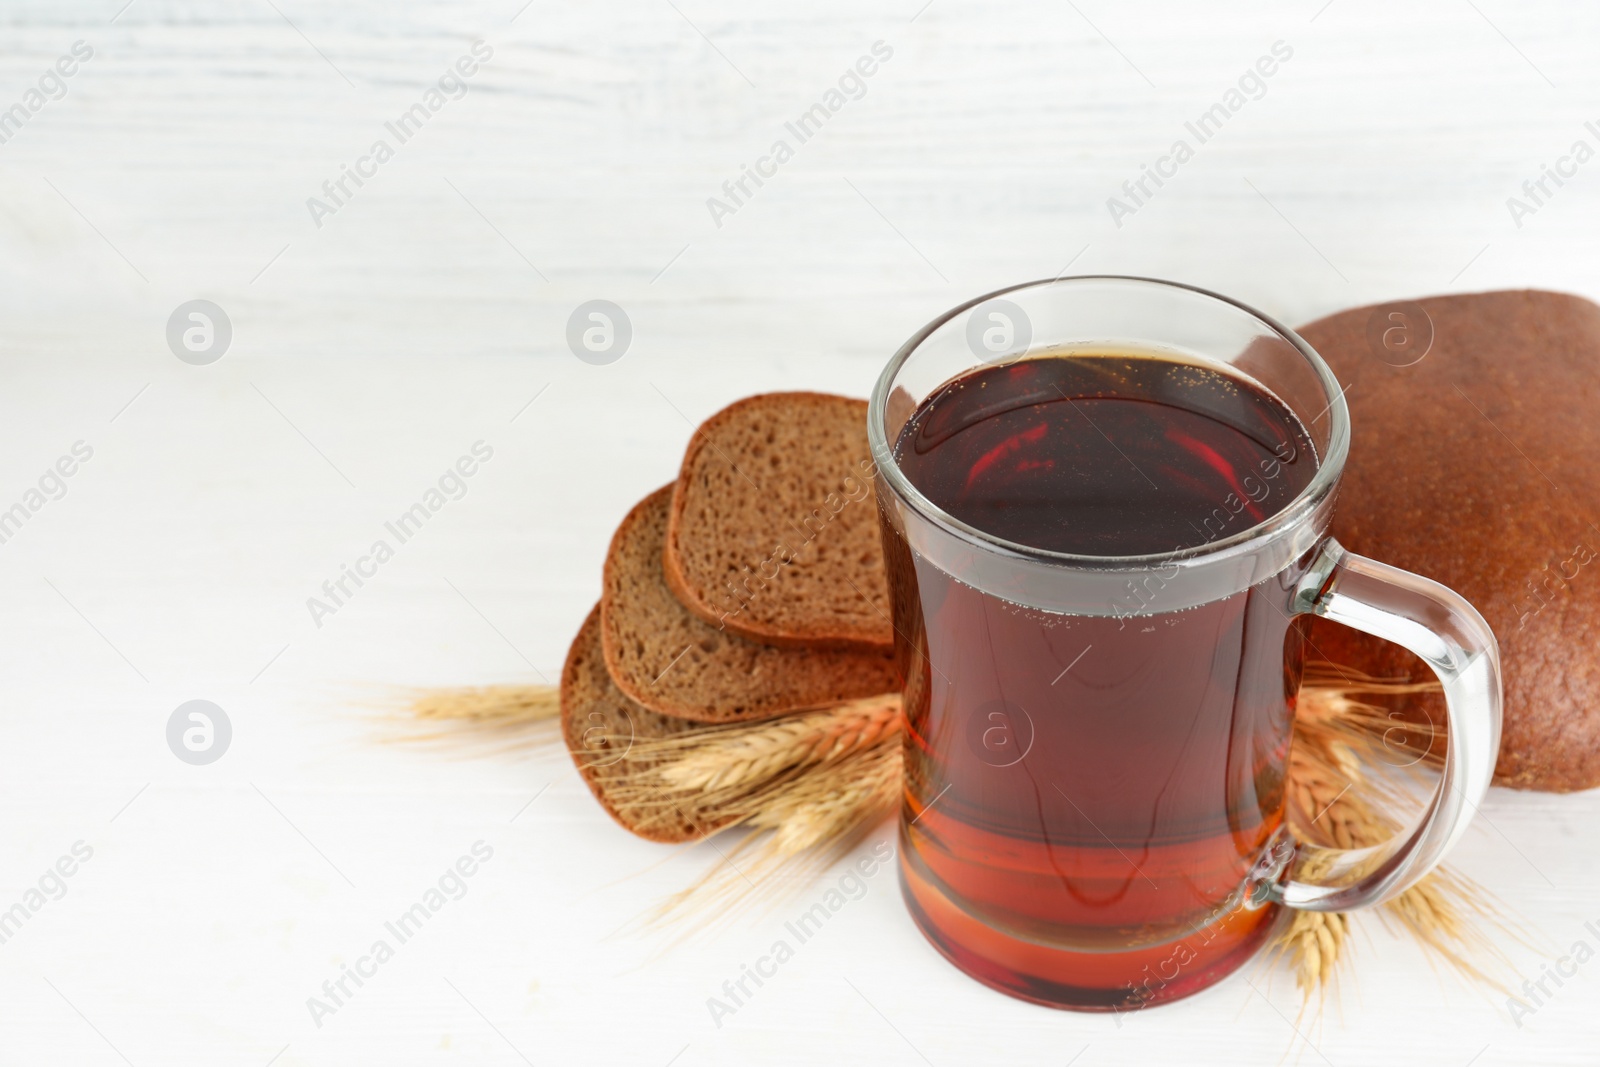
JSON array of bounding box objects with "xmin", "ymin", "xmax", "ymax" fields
[{"xmin": 1, "ymin": 0, "xmax": 1597, "ymax": 1063}]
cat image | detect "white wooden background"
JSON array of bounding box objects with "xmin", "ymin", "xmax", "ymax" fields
[{"xmin": 1, "ymin": 0, "xmax": 1597, "ymax": 1063}]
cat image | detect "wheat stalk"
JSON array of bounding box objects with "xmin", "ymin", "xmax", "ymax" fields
[
  {"xmin": 599, "ymin": 697, "xmax": 904, "ymax": 899},
  {"xmin": 385, "ymin": 683, "xmax": 562, "ymax": 752},
  {"xmin": 410, "ymin": 684, "xmax": 561, "ymax": 726},
  {"xmin": 1274, "ymin": 670, "xmax": 1510, "ymax": 998},
  {"xmin": 654, "ymin": 695, "xmax": 900, "ymax": 792}
]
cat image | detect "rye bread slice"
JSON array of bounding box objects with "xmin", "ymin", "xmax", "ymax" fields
[
  {"xmin": 602, "ymin": 485, "xmax": 899, "ymax": 723},
  {"xmin": 561, "ymin": 605, "xmax": 728, "ymax": 843},
  {"xmin": 662, "ymin": 392, "xmax": 894, "ymax": 650}
]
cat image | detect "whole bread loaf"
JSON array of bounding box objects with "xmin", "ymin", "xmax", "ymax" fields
[{"xmin": 1298, "ymin": 289, "xmax": 1600, "ymax": 792}]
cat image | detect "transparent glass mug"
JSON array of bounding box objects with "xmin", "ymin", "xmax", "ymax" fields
[{"xmin": 869, "ymin": 276, "xmax": 1502, "ymax": 1011}]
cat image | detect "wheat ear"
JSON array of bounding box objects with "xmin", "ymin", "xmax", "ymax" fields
[
  {"xmin": 408, "ymin": 684, "xmax": 561, "ymax": 727},
  {"xmin": 1275, "ymin": 672, "xmax": 1511, "ymax": 998}
]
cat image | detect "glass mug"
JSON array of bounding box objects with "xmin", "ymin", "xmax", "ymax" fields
[{"xmin": 869, "ymin": 276, "xmax": 1502, "ymax": 1011}]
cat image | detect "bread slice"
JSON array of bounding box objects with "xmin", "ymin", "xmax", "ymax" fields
[
  {"xmin": 561, "ymin": 605, "xmax": 729, "ymax": 843},
  {"xmin": 602, "ymin": 485, "xmax": 899, "ymax": 723},
  {"xmin": 662, "ymin": 392, "xmax": 894, "ymax": 649}
]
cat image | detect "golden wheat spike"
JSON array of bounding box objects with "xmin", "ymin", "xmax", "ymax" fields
[
  {"xmin": 655, "ymin": 695, "xmax": 900, "ymax": 791},
  {"xmin": 408, "ymin": 684, "xmax": 561, "ymax": 726}
]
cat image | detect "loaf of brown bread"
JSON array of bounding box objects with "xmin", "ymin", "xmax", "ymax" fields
[
  {"xmin": 663, "ymin": 392, "xmax": 894, "ymax": 649},
  {"xmin": 602, "ymin": 486, "xmax": 899, "ymax": 724},
  {"xmin": 561, "ymin": 606, "xmax": 728, "ymax": 843},
  {"xmin": 1298, "ymin": 289, "xmax": 1600, "ymax": 792}
]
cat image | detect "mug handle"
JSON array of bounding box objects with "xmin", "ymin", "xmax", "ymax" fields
[{"xmin": 1271, "ymin": 538, "xmax": 1503, "ymax": 912}]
